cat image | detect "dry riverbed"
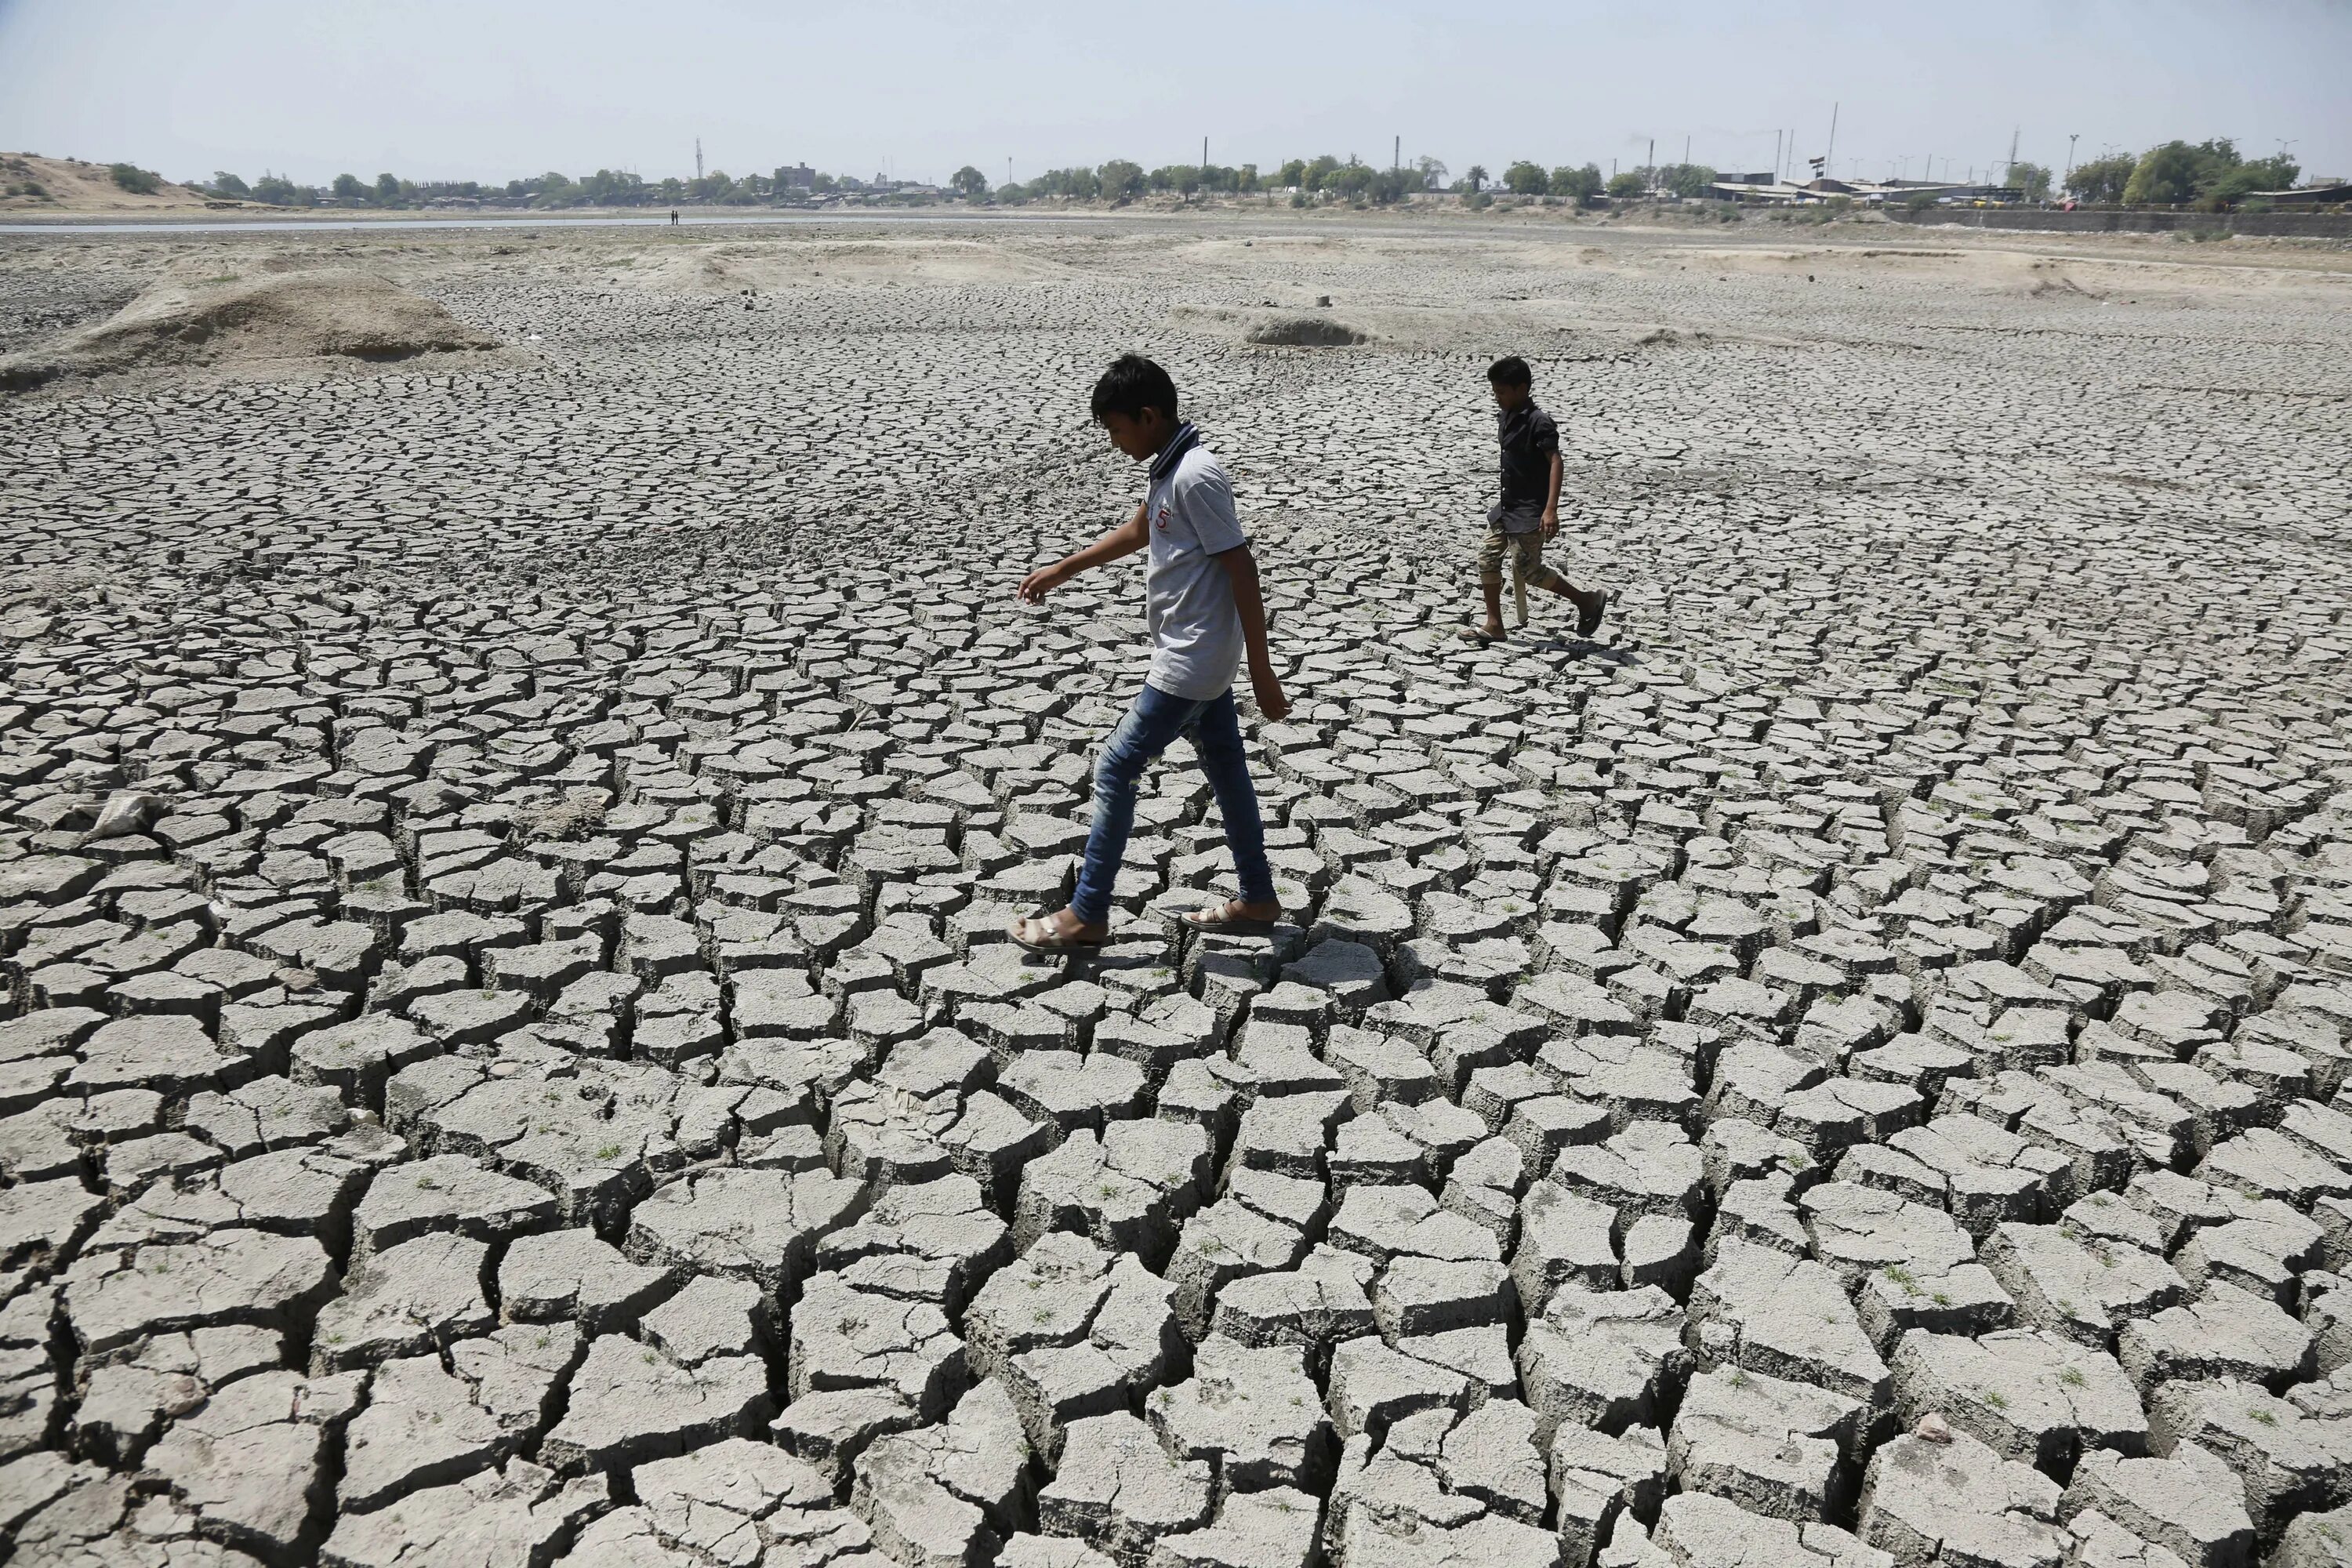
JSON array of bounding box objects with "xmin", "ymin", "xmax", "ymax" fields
[{"xmin": 2, "ymin": 216, "xmax": 2350, "ymax": 1568}]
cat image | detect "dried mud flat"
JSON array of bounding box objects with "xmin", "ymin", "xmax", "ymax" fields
[{"xmin": 2, "ymin": 216, "xmax": 2351, "ymax": 1568}]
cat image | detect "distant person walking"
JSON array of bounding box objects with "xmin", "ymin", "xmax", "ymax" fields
[
  {"xmin": 1461, "ymin": 356, "xmax": 1610, "ymax": 644},
  {"xmin": 669, "ymin": 209, "xmax": 679, "ymax": 227}
]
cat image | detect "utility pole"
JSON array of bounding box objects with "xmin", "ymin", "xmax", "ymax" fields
[
  {"xmin": 1773, "ymin": 129, "xmax": 1782, "ymax": 184},
  {"xmin": 695, "ymin": 138, "xmax": 703, "ymax": 182},
  {"xmin": 1393, "ymin": 135, "xmax": 1400, "ymax": 175},
  {"xmin": 1646, "ymin": 138, "xmax": 1653, "ymax": 183},
  {"xmin": 2005, "ymin": 125, "xmax": 2019, "ymax": 186},
  {"xmin": 1203, "ymin": 136, "xmax": 1208, "ymax": 180},
  {"xmin": 1824, "ymin": 103, "xmax": 1838, "ymax": 182},
  {"xmin": 2063, "ymin": 133, "xmax": 2078, "ymax": 190},
  {"xmin": 1683, "ymin": 135, "xmax": 1690, "ymax": 169}
]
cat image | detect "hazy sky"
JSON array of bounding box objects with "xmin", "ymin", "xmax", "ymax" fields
[{"xmin": 2, "ymin": 0, "xmax": 2347, "ymax": 189}]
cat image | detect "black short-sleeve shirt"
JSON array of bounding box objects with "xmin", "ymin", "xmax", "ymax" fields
[{"xmin": 1497, "ymin": 401, "xmax": 1559, "ymax": 518}]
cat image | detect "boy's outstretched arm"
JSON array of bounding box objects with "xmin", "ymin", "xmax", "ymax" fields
[
  {"xmin": 1017, "ymin": 503, "xmax": 1148, "ymax": 603},
  {"xmin": 1215, "ymin": 545, "xmax": 1290, "ymax": 722}
]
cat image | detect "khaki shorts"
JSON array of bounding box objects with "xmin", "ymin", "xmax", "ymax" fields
[{"xmin": 1477, "ymin": 525, "xmax": 1568, "ymax": 593}]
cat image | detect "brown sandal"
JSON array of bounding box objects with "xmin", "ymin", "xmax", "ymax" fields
[
  {"xmin": 1007, "ymin": 913, "xmax": 1109, "ymax": 954},
  {"xmin": 1183, "ymin": 902, "xmax": 1279, "ymax": 937}
]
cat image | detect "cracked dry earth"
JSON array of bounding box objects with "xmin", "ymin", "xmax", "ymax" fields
[{"xmin": 2, "ymin": 217, "xmax": 2352, "ymax": 1568}]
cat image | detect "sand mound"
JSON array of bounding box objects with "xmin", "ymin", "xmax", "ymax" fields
[
  {"xmin": 2027, "ymin": 272, "xmax": 2102, "ymax": 301},
  {"xmin": 0, "ymin": 269, "xmax": 502, "ymax": 390},
  {"xmin": 626, "ymin": 239, "xmax": 1065, "ymax": 293},
  {"xmin": 1243, "ymin": 314, "xmax": 1370, "ymax": 347},
  {"xmin": 1, "ymin": 151, "xmax": 228, "ymax": 214}
]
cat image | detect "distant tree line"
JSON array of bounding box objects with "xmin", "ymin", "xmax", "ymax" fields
[
  {"xmin": 185, "ymin": 139, "xmax": 2310, "ymax": 216},
  {"xmin": 993, "ymin": 153, "xmax": 1638, "ymax": 209},
  {"xmin": 178, "ymin": 153, "xmax": 1785, "ymax": 214},
  {"xmin": 2063, "ymin": 139, "xmax": 2299, "ymax": 209},
  {"xmin": 196, "ymin": 165, "xmax": 862, "ymax": 209},
  {"xmin": 191, "ymin": 152, "xmax": 1642, "ymax": 214}
]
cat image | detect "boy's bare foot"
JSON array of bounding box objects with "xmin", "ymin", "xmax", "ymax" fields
[
  {"xmin": 1573, "ymin": 587, "xmax": 1611, "ymax": 638},
  {"xmin": 1007, "ymin": 908, "xmax": 1108, "ymax": 953},
  {"xmin": 1456, "ymin": 622, "xmax": 1504, "ymax": 645},
  {"xmin": 1182, "ymin": 898, "xmax": 1281, "ymax": 936}
]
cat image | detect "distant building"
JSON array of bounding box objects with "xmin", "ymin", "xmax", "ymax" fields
[
  {"xmin": 2255, "ymin": 182, "xmax": 2352, "ymax": 206},
  {"xmin": 776, "ymin": 163, "xmax": 815, "ymax": 190}
]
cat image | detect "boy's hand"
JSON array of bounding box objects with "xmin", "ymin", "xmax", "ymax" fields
[
  {"xmin": 1016, "ymin": 563, "xmax": 1065, "ymax": 604},
  {"xmin": 1541, "ymin": 506, "xmax": 1560, "ymax": 541},
  {"xmin": 1251, "ymin": 669, "xmax": 1290, "ymax": 723}
]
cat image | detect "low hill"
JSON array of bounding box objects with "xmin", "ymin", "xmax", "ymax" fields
[{"xmin": 2, "ymin": 152, "xmax": 240, "ymax": 215}]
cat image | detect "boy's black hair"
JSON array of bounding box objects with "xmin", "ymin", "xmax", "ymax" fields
[
  {"xmin": 1486, "ymin": 354, "xmax": 1533, "ymax": 389},
  {"xmin": 1091, "ymin": 354, "xmax": 1180, "ymax": 423}
]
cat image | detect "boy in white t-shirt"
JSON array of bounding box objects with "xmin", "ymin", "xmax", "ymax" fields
[{"xmin": 1008, "ymin": 354, "xmax": 1289, "ymax": 953}]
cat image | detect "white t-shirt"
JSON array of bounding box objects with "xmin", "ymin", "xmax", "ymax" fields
[{"xmin": 1143, "ymin": 438, "xmax": 1247, "ymax": 701}]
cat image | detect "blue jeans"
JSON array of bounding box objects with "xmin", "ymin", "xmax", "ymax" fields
[{"xmin": 1069, "ymin": 684, "xmax": 1276, "ymax": 928}]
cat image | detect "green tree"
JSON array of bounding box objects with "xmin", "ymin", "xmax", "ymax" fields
[
  {"xmin": 109, "ymin": 162, "xmax": 162, "ymax": 194},
  {"xmin": 2005, "ymin": 162, "xmax": 2051, "ymax": 201},
  {"xmin": 1549, "ymin": 163, "xmax": 1602, "ymax": 204},
  {"xmin": 522, "ymin": 171, "xmax": 580, "ymax": 206},
  {"xmin": 2065, "ymin": 154, "xmax": 2134, "ymax": 204},
  {"xmin": 579, "ymin": 169, "xmax": 648, "ymax": 205},
  {"xmin": 1098, "ymin": 159, "xmax": 1145, "ymax": 199},
  {"xmin": 1462, "ymin": 164, "xmax": 1488, "ymax": 192},
  {"xmin": 331, "ymin": 172, "xmax": 366, "ymax": 201},
  {"xmin": 1145, "ymin": 164, "xmax": 1205, "ymax": 197},
  {"xmin": 2201, "ymin": 151, "xmax": 2298, "ymax": 207},
  {"xmin": 1414, "ymin": 155, "xmax": 1447, "ymax": 191},
  {"xmin": 950, "ymin": 165, "xmax": 989, "ymax": 199},
  {"xmin": 1276, "ymin": 158, "xmax": 1306, "ymax": 188},
  {"xmin": 1025, "ymin": 166, "xmax": 1098, "ymax": 200},
  {"xmin": 1606, "ymin": 170, "xmax": 1646, "ymax": 198},
  {"xmin": 1655, "ymin": 162, "xmax": 1717, "ymax": 198},
  {"xmin": 1302, "ymin": 154, "xmax": 1341, "ymax": 192},
  {"xmin": 2124, "ymin": 140, "xmax": 2211, "ymax": 205},
  {"xmin": 1503, "ymin": 161, "xmax": 1547, "ymax": 195},
  {"xmin": 1237, "ymin": 163, "xmax": 1261, "ymax": 193},
  {"xmin": 251, "ymin": 174, "xmax": 301, "ymax": 205},
  {"xmin": 208, "ymin": 171, "xmax": 251, "ymax": 198},
  {"xmin": 2237, "ymin": 152, "xmax": 2299, "ymax": 190}
]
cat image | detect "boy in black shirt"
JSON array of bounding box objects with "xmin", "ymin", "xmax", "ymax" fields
[{"xmin": 1461, "ymin": 356, "xmax": 1609, "ymax": 644}]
